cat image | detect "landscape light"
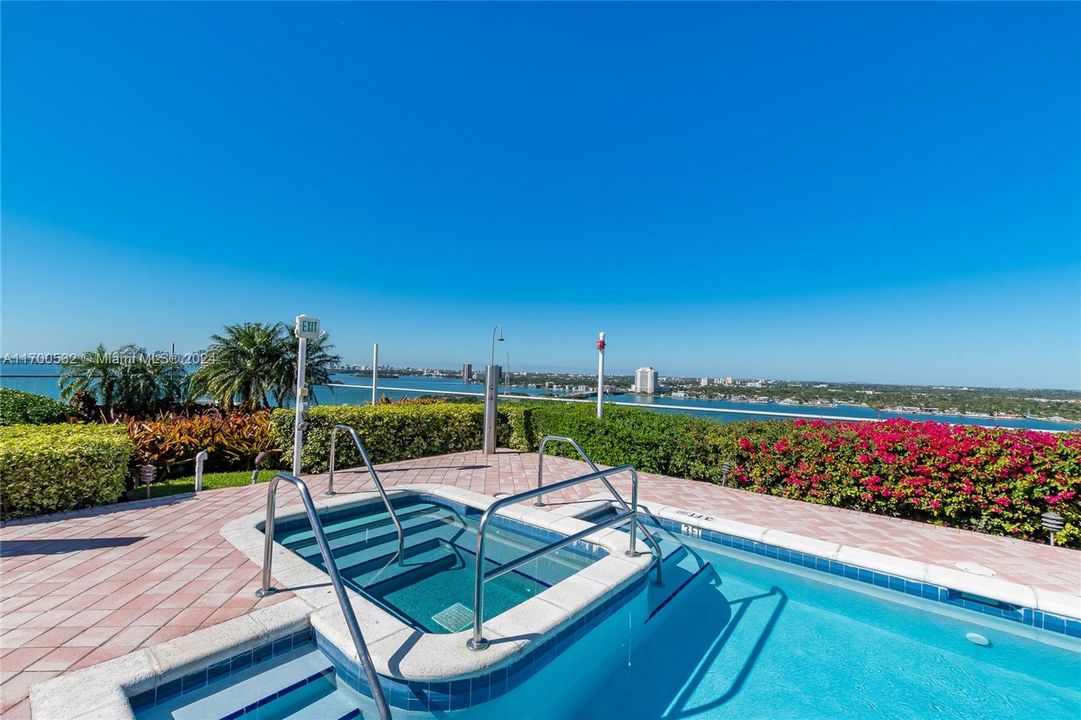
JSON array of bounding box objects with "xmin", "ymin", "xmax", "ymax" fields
[{"xmin": 1041, "ymin": 511, "xmax": 1065, "ymax": 546}]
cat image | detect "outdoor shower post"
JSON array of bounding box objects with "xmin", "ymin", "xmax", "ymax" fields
[{"xmin": 483, "ymin": 364, "xmax": 499, "ymax": 454}]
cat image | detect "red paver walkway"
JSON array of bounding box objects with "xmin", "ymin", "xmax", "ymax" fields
[{"xmin": 2, "ymin": 450, "xmax": 1078, "ymax": 718}]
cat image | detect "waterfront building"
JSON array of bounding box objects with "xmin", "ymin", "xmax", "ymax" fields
[
  {"xmin": 463, "ymin": 363, "xmax": 473, "ymax": 382},
  {"xmin": 634, "ymin": 367, "xmax": 658, "ymax": 395},
  {"xmin": 700, "ymin": 377, "xmax": 710, "ymax": 387}
]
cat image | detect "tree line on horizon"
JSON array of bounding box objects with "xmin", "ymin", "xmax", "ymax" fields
[{"xmin": 58, "ymin": 321, "xmax": 340, "ymax": 419}]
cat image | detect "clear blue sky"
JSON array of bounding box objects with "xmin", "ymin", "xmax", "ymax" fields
[{"xmin": 2, "ymin": 2, "xmax": 1078, "ymax": 389}]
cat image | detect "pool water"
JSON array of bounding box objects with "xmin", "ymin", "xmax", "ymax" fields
[
  {"xmin": 163, "ymin": 508, "xmax": 1080, "ymax": 720},
  {"xmin": 452, "ymin": 526, "xmax": 1081, "ymax": 719},
  {"xmin": 273, "ymin": 497, "xmax": 601, "ymax": 633}
]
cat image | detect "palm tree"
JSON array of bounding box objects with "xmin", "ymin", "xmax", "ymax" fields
[
  {"xmin": 61, "ymin": 344, "xmax": 189, "ymax": 418},
  {"xmin": 60, "ymin": 344, "xmax": 122, "ymax": 418},
  {"xmin": 272, "ymin": 332, "xmax": 341, "ymax": 407},
  {"xmin": 193, "ymin": 322, "xmax": 340, "ymax": 409}
]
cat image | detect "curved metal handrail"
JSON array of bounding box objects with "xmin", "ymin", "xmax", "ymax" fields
[
  {"xmin": 468, "ymin": 464, "xmax": 642, "ymax": 651},
  {"xmin": 329, "ymin": 424, "xmax": 405, "ymax": 564},
  {"xmin": 255, "ymin": 472, "xmax": 392, "ymax": 720},
  {"xmin": 533, "ymin": 435, "xmax": 663, "ymax": 582}
]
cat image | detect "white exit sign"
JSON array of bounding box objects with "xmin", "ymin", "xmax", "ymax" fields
[{"xmin": 295, "ymin": 315, "xmax": 321, "ymax": 339}]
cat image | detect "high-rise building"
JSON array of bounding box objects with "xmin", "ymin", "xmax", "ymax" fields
[
  {"xmin": 724, "ymin": 376, "xmax": 734, "ymax": 386},
  {"xmin": 462, "ymin": 363, "xmax": 473, "ymax": 383},
  {"xmin": 634, "ymin": 367, "xmax": 658, "ymax": 395},
  {"xmin": 700, "ymin": 377, "xmax": 710, "ymax": 387}
]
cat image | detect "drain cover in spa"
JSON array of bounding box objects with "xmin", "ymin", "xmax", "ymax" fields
[{"xmin": 433, "ymin": 602, "xmax": 474, "ymax": 632}]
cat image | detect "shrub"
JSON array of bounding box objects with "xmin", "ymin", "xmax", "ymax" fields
[
  {"xmin": 270, "ymin": 402, "xmax": 523, "ymax": 473},
  {"xmin": 509, "ymin": 402, "xmax": 1081, "ymax": 547},
  {"xmin": 265, "ymin": 400, "xmax": 1080, "ymax": 546},
  {"xmin": 126, "ymin": 411, "xmax": 277, "ymax": 476},
  {"xmin": 0, "ymin": 424, "xmax": 132, "ymax": 519},
  {"xmin": 0, "ymin": 388, "xmax": 73, "ymax": 426}
]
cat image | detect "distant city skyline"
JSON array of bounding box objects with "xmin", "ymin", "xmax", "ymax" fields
[{"xmin": 2, "ymin": 3, "xmax": 1078, "ymax": 390}]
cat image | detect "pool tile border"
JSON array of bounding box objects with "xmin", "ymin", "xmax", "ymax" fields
[
  {"xmin": 633, "ymin": 503, "xmax": 1081, "ymax": 638},
  {"xmin": 126, "ymin": 628, "xmax": 316, "ymax": 715},
  {"xmin": 313, "ymin": 572, "xmax": 648, "ymax": 712}
]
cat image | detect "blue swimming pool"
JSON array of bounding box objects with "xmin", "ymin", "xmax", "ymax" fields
[{"xmin": 139, "ymin": 514, "xmax": 1081, "ymax": 719}]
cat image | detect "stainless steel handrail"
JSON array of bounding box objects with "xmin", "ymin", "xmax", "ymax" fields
[
  {"xmin": 329, "ymin": 424, "xmax": 405, "ymax": 564},
  {"xmin": 255, "ymin": 472, "xmax": 392, "ymax": 720},
  {"xmin": 468, "ymin": 465, "xmax": 642, "ymax": 651},
  {"xmin": 533, "ymin": 435, "xmax": 663, "ymax": 582}
]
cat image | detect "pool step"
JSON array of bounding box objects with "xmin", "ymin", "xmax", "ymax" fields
[
  {"xmin": 277, "ymin": 502, "xmax": 438, "ymax": 548},
  {"xmin": 331, "ymin": 523, "xmax": 469, "ymax": 577},
  {"xmin": 343, "ymin": 538, "xmax": 463, "ymax": 590},
  {"xmin": 169, "ymin": 647, "xmax": 332, "ymax": 720},
  {"xmin": 276, "ymin": 501, "xmax": 441, "ymax": 547},
  {"xmin": 281, "ymin": 689, "xmax": 361, "ymax": 720},
  {"xmin": 364, "ymin": 544, "xmax": 463, "ymax": 596},
  {"xmin": 291, "ymin": 509, "xmax": 463, "ymax": 562}
]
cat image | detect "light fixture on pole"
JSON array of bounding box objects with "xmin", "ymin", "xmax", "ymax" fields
[
  {"xmin": 491, "ymin": 324, "xmax": 504, "ymax": 368},
  {"xmin": 1041, "ymin": 511, "xmax": 1065, "ymax": 546}
]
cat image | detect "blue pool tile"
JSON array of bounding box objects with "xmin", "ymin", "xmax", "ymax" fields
[
  {"xmin": 1043, "ymin": 614, "xmax": 1066, "ymax": 634},
  {"xmin": 470, "ymin": 674, "xmax": 491, "ymax": 705},
  {"xmin": 888, "ymin": 576, "xmax": 905, "ymax": 592},
  {"xmin": 843, "ymin": 565, "xmax": 858, "ymax": 580},
  {"xmin": 157, "ymin": 677, "xmax": 183, "ymax": 704},
  {"xmin": 829, "ymin": 561, "xmax": 844, "ymax": 576},
  {"xmin": 129, "ymin": 689, "xmax": 155, "ymax": 713},
  {"xmin": 181, "ymin": 667, "xmax": 207, "ymax": 694},
  {"xmin": 857, "ymin": 568, "xmax": 873, "ymax": 584},
  {"xmin": 815, "ymin": 557, "xmax": 829, "ymax": 572},
  {"xmin": 872, "ymin": 572, "xmax": 889, "ymax": 588},
  {"xmin": 230, "ymin": 649, "xmax": 253, "ymax": 673},
  {"xmin": 252, "ymin": 642, "xmax": 273, "ymax": 665},
  {"xmin": 921, "ymin": 584, "xmax": 938, "ymax": 600},
  {"xmin": 273, "ymin": 636, "xmax": 292, "ymax": 656},
  {"xmin": 1064, "ymin": 619, "xmax": 1081, "ymax": 638},
  {"xmin": 207, "ymin": 658, "xmax": 231, "ymax": 684}
]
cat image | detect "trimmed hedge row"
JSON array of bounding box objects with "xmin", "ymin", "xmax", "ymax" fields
[
  {"xmin": 264, "ymin": 400, "xmax": 1079, "ymax": 547},
  {"xmin": 509, "ymin": 402, "xmax": 1081, "ymax": 548},
  {"xmin": 269, "ymin": 404, "xmax": 528, "ymax": 474},
  {"xmin": 0, "ymin": 388, "xmax": 72, "ymax": 426},
  {"xmin": 0, "ymin": 424, "xmax": 132, "ymax": 520}
]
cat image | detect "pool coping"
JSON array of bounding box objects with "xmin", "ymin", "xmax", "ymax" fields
[
  {"xmin": 29, "ymin": 484, "xmax": 652, "ymax": 719},
  {"xmin": 28, "ymin": 484, "xmax": 1079, "ymax": 718},
  {"xmin": 572, "ymin": 492, "xmax": 1081, "ymax": 628},
  {"xmin": 218, "ymin": 483, "xmax": 653, "ymax": 684}
]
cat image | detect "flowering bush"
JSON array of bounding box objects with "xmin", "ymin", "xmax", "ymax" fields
[
  {"xmin": 513, "ymin": 403, "xmax": 1081, "ymax": 548},
  {"xmin": 725, "ymin": 418, "xmax": 1080, "ymax": 545}
]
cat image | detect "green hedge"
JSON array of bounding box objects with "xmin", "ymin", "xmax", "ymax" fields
[
  {"xmin": 0, "ymin": 388, "xmax": 72, "ymax": 426},
  {"xmin": 270, "ymin": 403, "xmax": 527, "ymax": 473},
  {"xmin": 0, "ymin": 424, "xmax": 132, "ymax": 520},
  {"xmin": 506, "ymin": 402, "xmax": 1081, "ymax": 547},
  {"xmin": 266, "ymin": 400, "xmax": 1080, "ymax": 545}
]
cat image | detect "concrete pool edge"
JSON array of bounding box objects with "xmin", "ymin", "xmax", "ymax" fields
[
  {"xmin": 572, "ymin": 492, "xmax": 1081, "ymax": 629},
  {"xmin": 29, "ymin": 596, "xmax": 314, "ymax": 720},
  {"xmin": 219, "ymin": 483, "xmax": 654, "ymax": 683}
]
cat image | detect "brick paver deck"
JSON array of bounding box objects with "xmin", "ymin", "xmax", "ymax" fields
[{"xmin": 2, "ymin": 450, "xmax": 1078, "ymax": 718}]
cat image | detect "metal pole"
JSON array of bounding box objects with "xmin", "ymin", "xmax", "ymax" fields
[
  {"xmin": 292, "ymin": 335, "xmax": 308, "ymax": 476},
  {"xmin": 194, "ymin": 451, "xmax": 208, "ymax": 492},
  {"xmin": 371, "ymin": 343, "xmax": 378, "ymax": 405},
  {"xmin": 483, "ymin": 364, "xmax": 499, "ymax": 454},
  {"xmin": 596, "ymin": 331, "xmax": 606, "ymax": 418},
  {"xmin": 327, "ymin": 429, "xmax": 338, "ymax": 496}
]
